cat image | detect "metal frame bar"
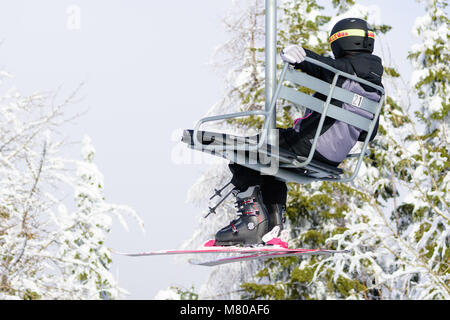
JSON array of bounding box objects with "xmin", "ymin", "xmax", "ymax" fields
[
  {"xmin": 279, "ymin": 86, "xmax": 373, "ymax": 130},
  {"xmin": 265, "ymin": 0, "xmax": 277, "ymax": 145}
]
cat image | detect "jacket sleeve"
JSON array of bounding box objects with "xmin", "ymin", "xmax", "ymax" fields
[{"xmin": 294, "ymin": 49, "xmax": 351, "ymax": 83}]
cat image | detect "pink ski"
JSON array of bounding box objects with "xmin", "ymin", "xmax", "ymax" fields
[
  {"xmin": 111, "ymin": 239, "xmax": 299, "ymax": 257},
  {"xmin": 190, "ymin": 249, "xmax": 351, "ymax": 267}
]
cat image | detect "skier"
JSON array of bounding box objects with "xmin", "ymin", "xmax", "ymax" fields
[{"xmin": 214, "ymin": 18, "xmax": 384, "ymax": 247}]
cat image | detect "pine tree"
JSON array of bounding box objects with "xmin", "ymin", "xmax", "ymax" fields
[
  {"xmin": 391, "ymin": 0, "xmax": 449, "ymax": 298},
  {"xmin": 240, "ymin": 1, "xmax": 407, "ymax": 300},
  {"xmin": 180, "ymin": 0, "xmax": 268, "ymax": 299},
  {"xmin": 177, "ymin": 0, "xmax": 448, "ymax": 300},
  {"xmin": 319, "ymin": 0, "xmax": 449, "ymax": 299},
  {"xmin": 0, "ymin": 71, "xmax": 144, "ymax": 299},
  {"xmin": 243, "ymin": 0, "xmax": 449, "ymax": 300},
  {"xmin": 179, "ymin": 0, "xmax": 335, "ymax": 299}
]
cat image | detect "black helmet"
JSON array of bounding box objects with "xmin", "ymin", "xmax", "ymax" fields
[{"xmin": 329, "ymin": 18, "xmax": 375, "ymax": 58}]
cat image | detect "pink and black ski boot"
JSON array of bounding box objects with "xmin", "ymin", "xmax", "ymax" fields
[{"xmin": 214, "ymin": 185, "xmax": 270, "ymax": 246}]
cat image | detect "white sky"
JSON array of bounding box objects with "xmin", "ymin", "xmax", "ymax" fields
[{"xmin": 0, "ymin": 0, "xmax": 426, "ymax": 299}]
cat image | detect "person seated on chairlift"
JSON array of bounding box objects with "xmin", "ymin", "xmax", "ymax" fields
[{"xmin": 214, "ymin": 18, "xmax": 384, "ymax": 247}]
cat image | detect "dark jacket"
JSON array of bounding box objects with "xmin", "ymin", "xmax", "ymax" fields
[{"xmin": 295, "ymin": 50, "xmax": 384, "ymax": 142}]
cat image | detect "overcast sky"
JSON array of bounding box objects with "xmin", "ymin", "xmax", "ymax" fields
[{"xmin": 0, "ymin": 0, "xmax": 426, "ymax": 299}]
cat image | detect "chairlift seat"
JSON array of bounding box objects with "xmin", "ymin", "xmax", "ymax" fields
[
  {"xmin": 182, "ymin": 129, "xmax": 344, "ymax": 182},
  {"xmin": 182, "ymin": 58, "xmax": 384, "ymax": 184}
]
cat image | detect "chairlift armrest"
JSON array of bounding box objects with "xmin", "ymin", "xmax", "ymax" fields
[{"xmin": 192, "ymin": 110, "xmax": 269, "ymax": 152}]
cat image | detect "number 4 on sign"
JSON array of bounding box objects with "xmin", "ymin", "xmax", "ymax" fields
[{"xmin": 352, "ymin": 93, "xmax": 364, "ymax": 107}]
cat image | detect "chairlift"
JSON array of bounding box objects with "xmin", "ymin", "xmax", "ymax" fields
[{"xmin": 181, "ymin": 1, "xmax": 385, "ymax": 186}]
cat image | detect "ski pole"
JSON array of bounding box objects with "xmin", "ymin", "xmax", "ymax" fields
[
  {"xmin": 205, "ymin": 188, "xmax": 235, "ymax": 218},
  {"xmin": 209, "ymin": 180, "xmax": 232, "ymax": 200}
]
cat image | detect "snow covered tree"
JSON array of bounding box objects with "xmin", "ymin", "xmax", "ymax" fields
[
  {"xmin": 239, "ymin": 0, "xmax": 394, "ymax": 300},
  {"xmin": 173, "ymin": 0, "xmax": 448, "ymax": 300},
  {"xmin": 0, "ymin": 70, "xmax": 143, "ymax": 299},
  {"xmin": 317, "ymin": 0, "xmax": 450, "ymax": 299},
  {"xmin": 178, "ymin": 0, "xmax": 337, "ymax": 299},
  {"xmin": 242, "ymin": 0, "xmax": 449, "ymax": 300},
  {"xmin": 179, "ymin": 0, "xmax": 268, "ymax": 299},
  {"xmin": 387, "ymin": 0, "xmax": 449, "ymax": 298}
]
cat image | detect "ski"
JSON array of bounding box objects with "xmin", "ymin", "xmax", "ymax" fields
[
  {"xmin": 111, "ymin": 239, "xmax": 294, "ymax": 257},
  {"xmin": 189, "ymin": 249, "xmax": 350, "ymax": 267}
]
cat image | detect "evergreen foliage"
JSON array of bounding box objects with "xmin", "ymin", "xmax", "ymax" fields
[
  {"xmin": 181, "ymin": 0, "xmax": 448, "ymax": 300},
  {"xmin": 0, "ymin": 76, "xmax": 144, "ymax": 299},
  {"xmin": 240, "ymin": 0, "xmax": 449, "ymax": 300}
]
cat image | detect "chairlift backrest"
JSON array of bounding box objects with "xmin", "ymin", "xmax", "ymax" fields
[{"xmin": 275, "ymin": 60, "xmax": 383, "ymax": 133}]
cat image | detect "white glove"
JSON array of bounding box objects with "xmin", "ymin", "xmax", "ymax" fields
[{"xmin": 280, "ymin": 45, "xmax": 306, "ymax": 64}]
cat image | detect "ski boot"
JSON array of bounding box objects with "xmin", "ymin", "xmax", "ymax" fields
[
  {"xmin": 214, "ymin": 185, "xmax": 269, "ymax": 246},
  {"xmin": 266, "ymin": 204, "xmax": 285, "ymax": 233},
  {"xmin": 262, "ymin": 204, "xmax": 288, "ymax": 247}
]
